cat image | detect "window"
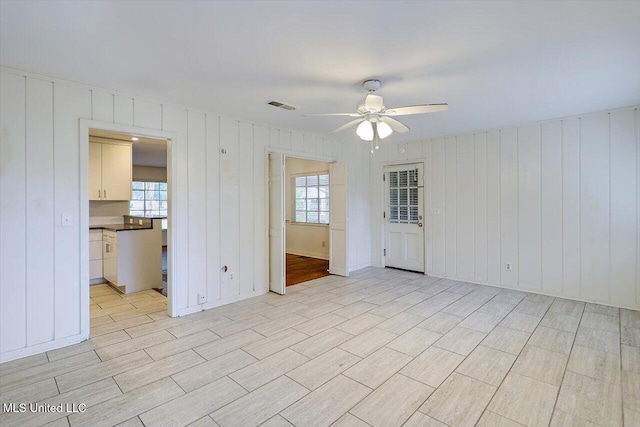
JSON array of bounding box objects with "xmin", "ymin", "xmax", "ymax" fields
[
  {"xmin": 294, "ymin": 173, "xmax": 329, "ymax": 224},
  {"xmin": 130, "ymin": 181, "xmax": 168, "ymax": 228},
  {"xmin": 388, "ymin": 169, "xmax": 419, "ymax": 224}
]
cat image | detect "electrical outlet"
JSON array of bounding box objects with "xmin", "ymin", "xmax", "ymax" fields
[
  {"xmin": 198, "ymin": 293, "xmax": 206, "ymax": 304},
  {"xmin": 505, "ymin": 263, "xmax": 513, "ymax": 271},
  {"xmin": 229, "ymin": 272, "xmax": 234, "ymax": 280}
]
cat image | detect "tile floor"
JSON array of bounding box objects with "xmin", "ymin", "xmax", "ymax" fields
[{"xmin": 1, "ymin": 267, "xmax": 639, "ymax": 427}]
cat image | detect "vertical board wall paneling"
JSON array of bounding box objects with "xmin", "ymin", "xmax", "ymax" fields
[
  {"xmin": 0, "ymin": 69, "xmax": 366, "ymax": 362},
  {"xmin": 279, "ymin": 130, "xmax": 291, "ymax": 151},
  {"xmin": 53, "ymin": 83, "xmax": 91, "ymax": 339},
  {"xmin": 238, "ymin": 122, "xmax": 254, "ymax": 294},
  {"xmin": 517, "ymin": 124, "xmax": 542, "ymax": 290},
  {"xmin": 456, "ymin": 134, "xmax": 475, "ymax": 280},
  {"xmin": 540, "ymin": 121, "xmax": 563, "ymax": 294},
  {"xmin": 474, "ymin": 133, "xmax": 488, "ymax": 282},
  {"xmin": 205, "ymin": 114, "xmax": 221, "ymax": 302},
  {"xmin": 91, "ymin": 91, "xmax": 114, "ymax": 123},
  {"xmin": 134, "ymin": 99, "xmax": 162, "ymax": 130},
  {"xmin": 187, "ymin": 111, "xmax": 207, "ymax": 306},
  {"xmin": 486, "ymin": 130, "xmax": 501, "ymax": 284},
  {"xmin": 314, "ymin": 136, "xmax": 324, "ymax": 156},
  {"xmin": 562, "ymin": 117, "xmax": 581, "ymax": 297},
  {"xmin": 637, "ymin": 108, "xmax": 640, "ymax": 307},
  {"xmin": 253, "ymin": 125, "xmax": 269, "ymax": 291},
  {"xmin": 113, "ymin": 95, "xmax": 134, "ymax": 126},
  {"xmin": 445, "ymin": 137, "xmax": 457, "ymax": 276},
  {"xmin": 580, "ymin": 112, "xmax": 610, "ymax": 301},
  {"xmin": 345, "ymin": 144, "xmax": 357, "ymax": 269},
  {"xmin": 424, "ymin": 140, "xmax": 434, "ymax": 273},
  {"xmin": 373, "ymin": 106, "xmax": 638, "ymax": 310},
  {"xmin": 162, "ymin": 105, "xmax": 189, "ymax": 310},
  {"xmin": 0, "ymin": 73, "xmax": 26, "ymax": 353},
  {"xmin": 500, "ymin": 128, "xmax": 519, "ymax": 286},
  {"xmin": 357, "ymin": 145, "xmax": 372, "ymax": 268},
  {"xmin": 430, "ymin": 138, "xmax": 446, "ymax": 276},
  {"xmin": 219, "ymin": 117, "xmax": 240, "ymax": 299},
  {"xmin": 269, "ymin": 128, "xmax": 280, "ymax": 150},
  {"xmin": 290, "ymin": 131, "xmax": 303, "ymax": 153},
  {"xmin": 25, "ymin": 77, "xmax": 55, "ymax": 346},
  {"xmin": 609, "ymin": 108, "xmax": 637, "ymax": 304},
  {"xmin": 303, "ymin": 134, "xmax": 315, "ymax": 154}
]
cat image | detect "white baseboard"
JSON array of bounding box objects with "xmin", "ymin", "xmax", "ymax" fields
[
  {"xmin": 174, "ymin": 288, "xmax": 269, "ymax": 317},
  {"xmin": 425, "ymin": 271, "xmax": 640, "ymax": 312},
  {"xmin": 1, "ymin": 333, "xmax": 88, "ymax": 364}
]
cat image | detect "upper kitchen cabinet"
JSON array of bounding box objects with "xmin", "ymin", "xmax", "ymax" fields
[{"xmin": 89, "ymin": 140, "xmax": 132, "ymax": 201}]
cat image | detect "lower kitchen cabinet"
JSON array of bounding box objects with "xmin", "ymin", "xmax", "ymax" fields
[{"xmin": 101, "ymin": 222, "xmax": 162, "ymax": 293}]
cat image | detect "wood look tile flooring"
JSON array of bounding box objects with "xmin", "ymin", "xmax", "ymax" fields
[{"xmin": 1, "ymin": 269, "xmax": 639, "ymax": 427}]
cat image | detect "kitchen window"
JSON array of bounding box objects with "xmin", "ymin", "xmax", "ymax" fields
[
  {"xmin": 294, "ymin": 173, "xmax": 329, "ymax": 224},
  {"xmin": 130, "ymin": 181, "xmax": 167, "ymax": 229}
]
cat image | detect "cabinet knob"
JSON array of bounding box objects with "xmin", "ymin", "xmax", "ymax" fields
[{"xmin": 104, "ymin": 189, "xmax": 107, "ymax": 199}]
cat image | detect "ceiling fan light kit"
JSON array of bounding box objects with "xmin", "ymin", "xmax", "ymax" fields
[{"xmin": 308, "ymin": 79, "xmax": 449, "ymax": 151}]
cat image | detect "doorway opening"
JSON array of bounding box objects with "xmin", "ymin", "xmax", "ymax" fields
[
  {"xmin": 86, "ymin": 128, "xmax": 171, "ymax": 331},
  {"xmin": 285, "ymin": 157, "xmax": 331, "ymax": 286},
  {"xmin": 383, "ymin": 163, "xmax": 425, "ymax": 273},
  {"xmin": 268, "ymin": 152, "xmax": 348, "ymax": 294}
]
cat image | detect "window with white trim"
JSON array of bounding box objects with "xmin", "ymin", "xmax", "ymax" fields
[
  {"xmin": 130, "ymin": 181, "xmax": 168, "ymax": 229},
  {"xmin": 293, "ymin": 173, "xmax": 329, "ymax": 224}
]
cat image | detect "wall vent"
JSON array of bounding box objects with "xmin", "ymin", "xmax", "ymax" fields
[{"xmin": 267, "ymin": 100, "xmax": 296, "ymax": 111}]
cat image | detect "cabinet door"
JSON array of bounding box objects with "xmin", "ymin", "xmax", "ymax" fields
[
  {"xmin": 89, "ymin": 142, "xmax": 102, "ymax": 200},
  {"xmin": 101, "ymin": 143, "xmax": 132, "ymax": 200}
]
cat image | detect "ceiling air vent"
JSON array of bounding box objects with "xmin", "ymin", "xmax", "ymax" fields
[{"xmin": 267, "ymin": 100, "xmax": 296, "ymax": 111}]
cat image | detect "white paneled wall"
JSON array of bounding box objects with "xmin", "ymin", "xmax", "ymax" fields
[
  {"xmin": 0, "ymin": 68, "xmax": 371, "ymax": 362},
  {"xmin": 372, "ymin": 106, "xmax": 639, "ymax": 310}
]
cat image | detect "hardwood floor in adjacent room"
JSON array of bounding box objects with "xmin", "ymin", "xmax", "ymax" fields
[
  {"xmin": 286, "ymin": 253, "xmax": 329, "ymax": 286},
  {"xmin": 1, "ymin": 268, "xmax": 638, "ymax": 427}
]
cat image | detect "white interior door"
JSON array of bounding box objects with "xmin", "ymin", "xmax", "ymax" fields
[
  {"xmin": 268, "ymin": 152, "xmax": 286, "ymax": 294},
  {"xmin": 384, "ymin": 164, "xmax": 425, "ymax": 272},
  {"xmin": 329, "ymin": 162, "xmax": 348, "ymax": 276}
]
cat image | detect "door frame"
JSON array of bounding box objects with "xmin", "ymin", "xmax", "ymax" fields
[
  {"xmin": 380, "ymin": 160, "xmax": 427, "ymax": 272},
  {"xmin": 266, "ymin": 148, "xmax": 337, "ymax": 293},
  {"xmin": 79, "ymin": 119, "xmax": 178, "ymax": 340}
]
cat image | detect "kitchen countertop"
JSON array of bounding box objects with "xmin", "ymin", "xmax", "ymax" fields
[{"xmin": 89, "ymin": 223, "xmax": 152, "ymax": 232}]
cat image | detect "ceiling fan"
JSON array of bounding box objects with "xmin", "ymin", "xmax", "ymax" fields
[{"xmin": 307, "ymin": 79, "xmax": 448, "ymax": 151}]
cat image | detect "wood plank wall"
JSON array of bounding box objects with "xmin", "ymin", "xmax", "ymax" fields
[
  {"xmin": 371, "ymin": 107, "xmax": 639, "ymax": 310},
  {"xmin": 0, "ymin": 68, "xmax": 372, "ymax": 361}
]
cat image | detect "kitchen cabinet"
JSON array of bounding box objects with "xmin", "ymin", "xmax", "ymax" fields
[
  {"xmin": 101, "ymin": 221, "xmax": 162, "ymax": 294},
  {"xmin": 89, "ymin": 141, "xmax": 132, "ymax": 201},
  {"xmin": 89, "ymin": 229, "xmax": 103, "ymax": 281}
]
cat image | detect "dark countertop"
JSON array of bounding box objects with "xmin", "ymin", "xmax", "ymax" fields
[{"xmin": 90, "ymin": 223, "xmax": 152, "ymax": 232}]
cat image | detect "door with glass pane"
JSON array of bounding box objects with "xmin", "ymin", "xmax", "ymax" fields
[{"xmin": 384, "ymin": 164, "xmax": 424, "ymax": 272}]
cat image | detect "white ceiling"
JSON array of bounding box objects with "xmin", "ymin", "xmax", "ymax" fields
[{"xmin": 2, "ymin": 1, "xmax": 639, "ymax": 143}]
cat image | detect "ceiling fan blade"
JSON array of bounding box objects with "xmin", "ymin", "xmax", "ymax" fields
[
  {"xmin": 332, "ymin": 118, "xmax": 363, "ymax": 133},
  {"xmin": 364, "ymin": 94, "xmax": 384, "ymax": 111},
  {"xmin": 384, "ymin": 103, "xmax": 449, "ymax": 116},
  {"xmin": 304, "ymin": 113, "xmax": 362, "ymax": 117},
  {"xmin": 380, "ymin": 116, "xmax": 410, "ymax": 133}
]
